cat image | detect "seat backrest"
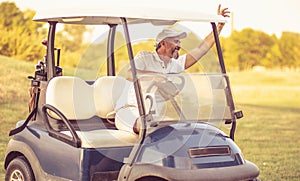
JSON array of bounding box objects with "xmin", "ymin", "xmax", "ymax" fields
[
  {"xmin": 46, "ymin": 76, "xmax": 131, "ymax": 120},
  {"xmin": 46, "ymin": 76, "xmax": 95, "ymax": 120},
  {"xmin": 93, "ymin": 76, "xmax": 131, "ymax": 118}
]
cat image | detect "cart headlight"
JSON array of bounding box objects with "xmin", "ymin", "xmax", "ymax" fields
[{"xmin": 188, "ymin": 146, "xmax": 231, "ymax": 158}]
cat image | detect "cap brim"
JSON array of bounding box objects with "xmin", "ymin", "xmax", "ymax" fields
[
  {"xmin": 173, "ymin": 32, "xmax": 187, "ymax": 39},
  {"xmin": 155, "ymin": 31, "xmax": 187, "ymax": 46}
]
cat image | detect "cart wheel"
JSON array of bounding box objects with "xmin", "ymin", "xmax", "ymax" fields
[
  {"xmin": 136, "ymin": 176, "xmax": 167, "ymax": 181},
  {"xmin": 5, "ymin": 156, "xmax": 35, "ymax": 181}
]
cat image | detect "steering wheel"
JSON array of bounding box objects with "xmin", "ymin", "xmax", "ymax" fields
[{"xmin": 145, "ymin": 74, "xmax": 185, "ymax": 102}]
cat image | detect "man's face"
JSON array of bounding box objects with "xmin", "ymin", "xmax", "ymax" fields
[{"xmin": 163, "ymin": 37, "xmax": 181, "ymax": 59}]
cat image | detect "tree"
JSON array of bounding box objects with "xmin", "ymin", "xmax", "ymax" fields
[
  {"xmin": 262, "ymin": 43, "xmax": 283, "ymax": 68},
  {"xmin": 278, "ymin": 32, "xmax": 300, "ymax": 68},
  {"xmin": 55, "ymin": 24, "xmax": 93, "ymax": 67},
  {"xmin": 0, "ymin": 2, "xmax": 23, "ymax": 30},
  {"xmin": 0, "ymin": 2, "xmax": 47, "ymax": 61},
  {"xmin": 56, "ymin": 24, "xmax": 89, "ymax": 52},
  {"xmin": 223, "ymin": 28, "xmax": 276, "ymax": 70}
]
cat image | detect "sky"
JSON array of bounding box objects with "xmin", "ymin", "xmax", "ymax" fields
[{"xmin": 1, "ymin": 0, "xmax": 300, "ymax": 38}]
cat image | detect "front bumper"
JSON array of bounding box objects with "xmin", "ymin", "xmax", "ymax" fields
[{"xmin": 122, "ymin": 160, "xmax": 259, "ymax": 181}]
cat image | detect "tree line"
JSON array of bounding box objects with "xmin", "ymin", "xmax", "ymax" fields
[
  {"xmin": 221, "ymin": 29, "xmax": 300, "ymax": 70},
  {"xmin": 1, "ymin": 2, "xmax": 299, "ymax": 71},
  {"xmin": 0, "ymin": 2, "xmax": 89, "ymax": 67}
]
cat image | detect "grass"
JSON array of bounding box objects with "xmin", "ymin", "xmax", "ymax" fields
[
  {"xmin": 0, "ymin": 56, "xmax": 299, "ymax": 180},
  {"xmin": 229, "ymin": 71, "xmax": 300, "ymax": 180},
  {"xmin": 0, "ymin": 56, "xmax": 34, "ymax": 180}
]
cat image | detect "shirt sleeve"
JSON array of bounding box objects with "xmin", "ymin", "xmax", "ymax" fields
[{"xmin": 133, "ymin": 51, "xmax": 146, "ymax": 70}]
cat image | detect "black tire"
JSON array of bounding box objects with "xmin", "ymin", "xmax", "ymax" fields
[
  {"xmin": 5, "ymin": 156, "xmax": 35, "ymax": 181},
  {"xmin": 136, "ymin": 176, "xmax": 167, "ymax": 181}
]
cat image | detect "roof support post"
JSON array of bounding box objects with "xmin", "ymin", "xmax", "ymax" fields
[
  {"xmin": 211, "ymin": 22, "xmax": 237, "ymax": 140},
  {"xmin": 107, "ymin": 24, "xmax": 117, "ymax": 76},
  {"xmin": 120, "ymin": 18, "xmax": 146, "ymax": 117},
  {"xmin": 46, "ymin": 21, "xmax": 57, "ymax": 80},
  {"xmin": 120, "ymin": 17, "xmax": 147, "ymax": 166}
]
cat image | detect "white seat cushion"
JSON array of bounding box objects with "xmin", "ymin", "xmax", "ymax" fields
[{"xmin": 62, "ymin": 129, "xmax": 138, "ymax": 148}]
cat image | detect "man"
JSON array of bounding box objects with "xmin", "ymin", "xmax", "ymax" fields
[
  {"xmin": 117, "ymin": 5, "xmax": 230, "ymax": 134},
  {"xmin": 130, "ymin": 4, "xmax": 230, "ymax": 76}
]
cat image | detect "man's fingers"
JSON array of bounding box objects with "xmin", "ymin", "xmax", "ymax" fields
[
  {"xmin": 221, "ymin": 8, "xmax": 230, "ymax": 17},
  {"xmin": 222, "ymin": 7, "xmax": 229, "ymax": 12},
  {"xmin": 223, "ymin": 10, "xmax": 230, "ymax": 14},
  {"xmin": 218, "ymin": 5, "xmax": 230, "ymax": 17}
]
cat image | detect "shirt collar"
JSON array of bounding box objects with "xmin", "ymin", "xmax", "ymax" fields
[{"xmin": 153, "ymin": 51, "xmax": 172, "ymax": 65}]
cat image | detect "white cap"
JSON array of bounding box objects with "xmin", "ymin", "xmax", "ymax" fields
[{"xmin": 155, "ymin": 29, "xmax": 187, "ymax": 46}]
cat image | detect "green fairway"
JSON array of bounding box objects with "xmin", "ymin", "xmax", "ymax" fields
[
  {"xmin": 229, "ymin": 71, "xmax": 300, "ymax": 180},
  {"xmin": 0, "ymin": 56, "xmax": 34, "ymax": 180},
  {"xmin": 0, "ymin": 56, "xmax": 299, "ymax": 180}
]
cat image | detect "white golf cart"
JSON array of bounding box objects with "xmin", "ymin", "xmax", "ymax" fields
[{"xmin": 4, "ymin": 2, "xmax": 259, "ymax": 181}]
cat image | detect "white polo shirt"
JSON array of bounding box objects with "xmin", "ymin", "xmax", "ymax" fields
[{"xmin": 134, "ymin": 50, "xmax": 186, "ymax": 74}]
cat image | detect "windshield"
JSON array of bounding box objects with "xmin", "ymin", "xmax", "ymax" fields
[
  {"xmin": 137, "ymin": 74, "xmax": 232, "ymax": 126},
  {"xmin": 115, "ymin": 73, "xmax": 232, "ymax": 129}
]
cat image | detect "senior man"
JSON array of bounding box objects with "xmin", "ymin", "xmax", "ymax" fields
[
  {"xmin": 118, "ymin": 5, "xmax": 230, "ymax": 134},
  {"xmin": 130, "ymin": 4, "xmax": 230, "ymax": 76}
]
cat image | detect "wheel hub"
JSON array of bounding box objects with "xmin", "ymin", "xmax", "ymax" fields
[{"xmin": 10, "ymin": 170, "xmax": 24, "ymax": 181}]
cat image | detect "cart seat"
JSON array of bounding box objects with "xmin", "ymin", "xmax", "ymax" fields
[
  {"xmin": 46, "ymin": 76, "xmax": 133, "ymax": 120},
  {"xmin": 45, "ymin": 76, "xmax": 138, "ymax": 148},
  {"xmin": 61, "ymin": 129, "xmax": 138, "ymax": 148}
]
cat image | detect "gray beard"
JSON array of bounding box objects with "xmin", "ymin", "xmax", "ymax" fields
[{"xmin": 172, "ymin": 50, "xmax": 179, "ymax": 59}]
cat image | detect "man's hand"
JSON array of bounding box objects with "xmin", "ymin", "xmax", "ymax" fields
[
  {"xmin": 218, "ymin": 4, "xmax": 230, "ymax": 18},
  {"xmin": 184, "ymin": 4, "xmax": 230, "ymax": 69}
]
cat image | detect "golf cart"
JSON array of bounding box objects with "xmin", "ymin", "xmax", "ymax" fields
[{"xmin": 4, "ymin": 3, "xmax": 259, "ymax": 181}]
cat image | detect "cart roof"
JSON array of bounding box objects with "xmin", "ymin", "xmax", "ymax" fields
[{"xmin": 33, "ymin": 0, "xmax": 226, "ymax": 25}]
